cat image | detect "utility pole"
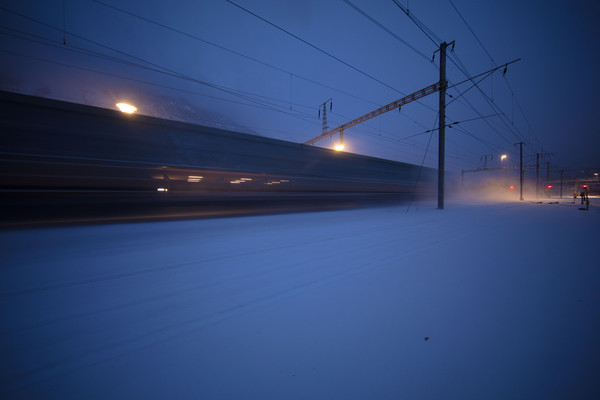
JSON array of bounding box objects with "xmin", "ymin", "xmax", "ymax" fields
[
  {"xmin": 535, "ymin": 152, "xmax": 555, "ymax": 199},
  {"xmin": 438, "ymin": 41, "xmax": 448, "ymax": 210},
  {"xmin": 560, "ymin": 169, "xmax": 563, "ymax": 199},
  {"xmin": 481, "ymin": 154, "xmax": 493, "ymax": 169},
  {"xmin": 516, "ymin": 142, "xmax": 524, "ymax": 201},
  {"xmin": 318, "ymin": 98, "xmax": 332, "ymax": 135}
]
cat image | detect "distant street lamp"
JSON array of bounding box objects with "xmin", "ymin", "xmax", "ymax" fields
[
  {"xmin": 500, "ymin": 154, "xmax": 507, "ymax": 167},
  {"xmin": 116, "ymin": 102, "xmax": 137, "ymax": 114}
]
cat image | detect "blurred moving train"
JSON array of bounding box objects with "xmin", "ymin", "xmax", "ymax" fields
[{"xmin": 0, "ymin": 90, "xmax": 433, "ymax": 224}]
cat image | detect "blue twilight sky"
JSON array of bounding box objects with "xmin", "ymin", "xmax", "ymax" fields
[{"xmin": 1, "ymin": 0, "xmax": 599, "ymax": 173}]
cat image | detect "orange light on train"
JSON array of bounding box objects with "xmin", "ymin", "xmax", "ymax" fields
[{"xmin": 116, "ymin": 103, "xmax": 137, "ymax": 114}]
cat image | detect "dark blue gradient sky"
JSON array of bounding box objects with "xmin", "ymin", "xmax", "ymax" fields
[{"xmin": 1, "ymin": 0, "xmax": 598, "ymax": 173}]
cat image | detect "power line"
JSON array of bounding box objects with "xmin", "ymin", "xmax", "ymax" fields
[
  {"xmin": 388, "ymin": 1, "xmax": 530, "ymax": 152},
  {"xmin": 447, "ymin": 0, "xmax": 543, "ymax": 151},
  {"xmin": 444, "ymin": 49, "xmax": 527, "ymax": 143},
  {"xmin": 89, "ymin": 0, "xmax": 449, "ymax": 134},
  {"xmin": 1, "ymin": 2, "xmax": 517, "ymax": 167},
  {"xmin": 325, "ymin": 109, "xmax": 505, "ymax": 163},
  {"xmin": 3, "ymin": 1, "xmax": 445, "ymax": 145},
  {"xmin": 446, "ymin": 58, "xmax": 521, "ymax": 90},
  {"xmin": 1, "ymin": 37, "xmax": 446, "ymax": 160},
  {"xmin": 395, "ymin": 7, "xmax": 527, "ymax": 146},
  {"xmin": 87, "ymin": 0, "xmax": 416, "ymax": 113},
  {"xmin": 0, "ymin": 48, "xmax": 317, "ymax": 124},
  {"xmin": 342, "ymin": 0, "xmax": 509, "ymax": 164},
  {"xmin": 446, "ymin": 70, "xmax": 495, "ymax": 107},
  {"xmin": 223, "ymin": 0, "xmax": 446, "ymax": 132},
  {"xmin": 0, "ymin": 29, "xmax": 290, "ymax": 115},
  {"xmin": 447, "ymin": 0, "xmax": 495, "ymax": 63},
  {"xmin": 442, "ymin": 43, "xmax": 533, "ymax": 147},
  {"xmin": 391, "ymin": 0, "xmax": 442, "ymax": 46},
  {"xmin": 0, "ymin": 26, "xmax": 438, "ymax": 159},
  {"xmin": 1, "ymin": 21, "xmax": 340, "ymax": 129},
  {"xmin": 0, "ymin": 9, "xmax": 339, "ymax": 124},
  {"xmin": 342, "ymin": 0, "xmax": 434, "ymax": 65},
  {"xmin": 224, "ymin": 0, "xmax": 417, "ymax": 100}
]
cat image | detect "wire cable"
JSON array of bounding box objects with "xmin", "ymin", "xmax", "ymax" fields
[
  {"xmin": 391, "ymin": 0, "xmax": 442, "ymax": 46},
  {"xmin": 67, "ymin": 2, "xmax": 441, "ymax": 135},
  {"xmin": 388, "ymin": 1, "xmax": 532, "ymax": 157},
  {"xmin": 342, "ymin": 0, "xmax": 434, "ymax": 65},
  {"xmin": 224, "ymin": 0, "xmax": 428, "ymax": 102},
  {"xmin": 449, "ymin": 0, "xmax": 542, "ymax": 149}
]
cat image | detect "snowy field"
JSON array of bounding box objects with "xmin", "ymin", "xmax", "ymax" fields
[{"xmin": 1, "ymin": 197, "xmax": 599, "ymax": 399}]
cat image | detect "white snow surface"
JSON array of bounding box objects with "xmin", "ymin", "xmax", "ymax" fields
[{"xmin": 1, "ymin": 198, "xmax": 599, "ymax": 399}]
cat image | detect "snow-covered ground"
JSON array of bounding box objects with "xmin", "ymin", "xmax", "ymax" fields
[{"xmin": 1, "ymin": 197, "xmax": 599, "ymax": 399}]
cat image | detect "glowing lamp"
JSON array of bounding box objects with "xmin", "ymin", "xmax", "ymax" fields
[
  {"xmin": 116, "ymin": 103, "xmax": 137, "ymax": 114},
  {"xmin": 187, "ymin": 176, "xmax": 203, "ymax": 182},
  {"xmin": 546, "ymin": 185, "xmax": 553, "ymax": 189},
  {"xmin": 335, "ymin": 144, "xmax": 344, "ymax": 151}
]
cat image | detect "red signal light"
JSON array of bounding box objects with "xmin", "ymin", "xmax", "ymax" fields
[
  {"xmin": 583, "ymin": 184, "xmax": 588, "ymax": 188},
  {"xmin": 546, "ymin": 185, "xmax": 553, "ymax": 189},
  {"xmin": 508, "ymin": 185, "xmax": 515, "ymax": 190}
]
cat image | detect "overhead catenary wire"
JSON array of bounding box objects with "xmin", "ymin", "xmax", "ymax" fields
[
  {"xmin": 1, "ymin": 20, "xmax": 345, "ymax": 135},
  {"xmin": 446, "ymin": 58, "xmax": 521, "ymax": 91},
  {"xmin": 0, "ymin": 30, "xmax": 318, "ymax": 122},
  {"xmin": 439, "ymin": 46, "xmax": 527, "ymax": 146},
  {"xmin": 225, "ymin": 0, "xmax": 403, "ymax": 95},
  {"xmin": 391, "ymin": 2, "xmax": 532, "ymax": 149},
  {"xmin": 341, "ymin": 0, "xmax": 509, "ymax": 161},
  {"xmin": 390, "ymin": 1, "xmax": 536, "ymax": 148},
  {"xmin": 308, "ymin": 56, "xmax": 518, "ymax": 154},
  {"xmin": 383, "ymin": 2, "xmax": 532, "ymax": 167},
  {"xmin": 447, "ymin": 49, "xmax": 525, "ymax": 138},
  {"xmin": 342, "ymin": 0, "xmax": 434, "ymax": 65},
  {"xmin": 221, "ymin": 0, "xmax": 449, "ymax": 139},
  {"xmin": 1, "ymin": 2, "xmax": 523, "ymax": 167},
  {"xmin": 1, "ymin": 37, "xmax": 447, "ymax": 161},
  {"xmin": 0, "ymin": 10, "xmax": 335, "ymax": 124},
  {"xmin": 325, "ymin": 105, "xmax": 504, "ymax": 163},
  {"xmin": 4, "ymin": 1, "xmax": 445, "ymax": 147},
  {"xmin": 391, "ymin": 0, "xmax": 442, "ymax": 46},
  {"xmin": 88, "ymin": 0, "xmax": 384, "ymax": 108},
  {"xmin": 0, "ymin": 48, "xmax": 320, "ymax": 126},
  {"xmin": 88, "ymin": 0, "xmax": 439, "ymax": 132},
  {"xmin": 407, "ymin": 115, "xmax": 439, "ymax": 211},
  {"xmin": 442, "ymin": 45, "xmax": 533, "ymax": 146},
  {"xmin": 1, "ymin": 29, "xmax": 447, "ymax": 159},
  {"xmin": 224, "ymin": 0, "xmax": 440, "ymax": 118},
  {"xmin": 337, "ymin": 4, "xmax": 494, "ymax": 162},
  {"xmin": 447, "ymin": 0, "xmax": 543, "ymax": 151}
]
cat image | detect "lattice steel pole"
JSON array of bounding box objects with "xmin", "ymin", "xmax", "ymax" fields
[{"xmin": 438, "ymin": 42, "xmax": 448, "ymax": 210}]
